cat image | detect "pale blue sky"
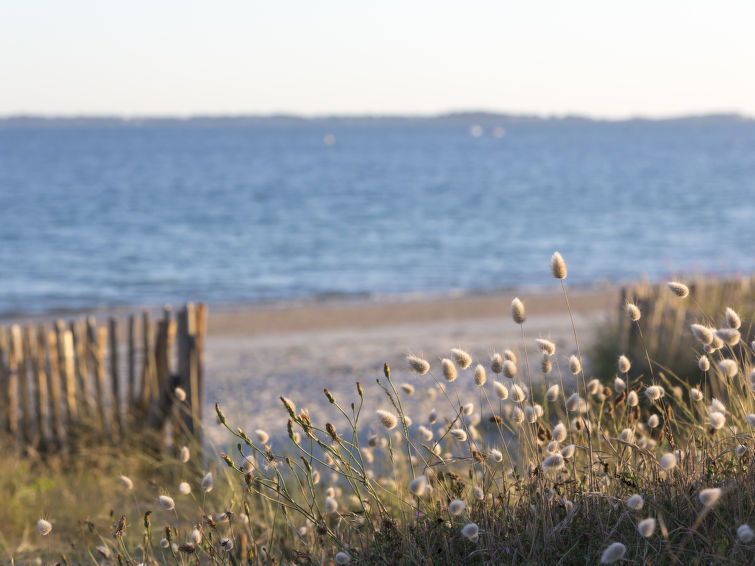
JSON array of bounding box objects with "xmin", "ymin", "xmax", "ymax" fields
[{"xmin": 1, "ymin": 0, "xmax": 754, "ymax": 117}]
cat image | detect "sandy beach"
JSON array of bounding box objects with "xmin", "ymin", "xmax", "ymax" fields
[{"xmin": 202, "ymin": 287, "xmax": 618, "ymax": 444}]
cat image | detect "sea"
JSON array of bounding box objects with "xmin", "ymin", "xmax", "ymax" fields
[{"xmin": 1, "ymin": 117, "xmax": 754, "ymax": 316}]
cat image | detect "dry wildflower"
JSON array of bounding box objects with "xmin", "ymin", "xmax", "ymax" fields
[
  {"xmin": 428, "ymin": 408, "xmax": 438, "ymax": 424},
  {"xmin": 450, "ymin": 348, "xmax": 472, "ymax": 369},
  {"xmin": 220, "ymin": 538, "xmax": 234, "ymax": 552},
  {"xmin": 736, "ymin": 445, "xmax": 747, "ymax": 458},
  {"xmin": 511, "ymin": 406, "xmax": 524, "ymax": 424},
  {"xmin": 189, "ymin": 528, "xmax": 202, "ymax": 545},
  {"xmin": 638, "ymin": 517, "xmax": 656, "ymax": 538},
  {"xmin": 561, "ymin": 444, "xmax": 576, "ymax": 459},
  {"xmin": 174, "ymin": 387, "xmax": 187, "ymax": 401},
  {"xmin": 449, "ymin": 499, "xmax": 467, "ymax": 516},
  {"xmin": 418, "ymin": 425, "xmax": 433, "ymax": 441},
  {"xmin": 552, "ymin": 422, "xmax": 567, "ymax": 442},
  {"xmin": 407, "ymin": 354, "xmax": 430, "ymax": 375},
  {"xmin": 37, "ymin": 519, "xmax": 52, "ymax": 536},
  {"xmin": 400, "ymin": 383, "xmax": 415, "ymax": 395},
  {"xmin": 627, "ymin": 390, "xmax": 639, "ymax": 407},
  {"xmin": 502, "ymin": 360, "xmax": 517, "ymax": 379},
  {"xmin": 626, "ymin": 494, "xmax": 644, "ymax": 510},
  {"xmin": 691, "ymin": 324, "xmax": 714, "ymax": 345},
  {"xmin": 335, "ymin": 552, "xmax": 352, "ymax": 565},
  {"xmin": 747, "ymin": 414, "xmax": 755, "ymax": 427},
  {"xmin": 461, "ymin": 522, "xmax": 479, "ymax": 542},
  {"xmin": 179, "ymin": 446, "xmax": 190, "ymax": 463},
  {"xmin": 546, "ymin": 384, "xmax": 560, "ymax": 402},
  {"xmin": 540, "ymin": 354, "xmax": 552, "ymax": 374},
  {"xmin": 724, "ymin": 307, "xmax": 741, "ymax": 329},
  {"xmin": 618, "ymin": 355, "xmax": 631, "ymax": 374},
  {"xmin": 710, "ymin": 398, "xmax": 726, "ymax": 414},
  {"xmin": 626, "ymin": 303, "xmax": 641, "ymax": 321},
  {"xmin": 178, "ymin": 481, "xmax": 191, "ymax": 495},
  {"xmin": 667, "ymin": 281, "xmax": 689, "ymax": 298},
  {"xmin": 600, "ymin": 542, "xmax": 626, "ymax": 564},
  {"xmin": 737, "ymin": 524, "xmax": 754, "ymax": 543},
  {"xmin": 698, "ymin": 356, "xmax": 710, "ymax": 372},
  {"xmin": 324, "ymin": 496, "xmax": 338, "ymax": 514},
  {"xmin": 490, "ymin": 449, "xmax": 503, "ymax": 462},
  {"xmin": 524, "ymin": 405, "xmax": 537, "ymax": 423},
  {"xmin": 568, "ymin": 355, "xmax": 581, "ymax": 374},
  {"xmin": 511, "ymin": 384, "xmax": 526, "ymax": 402},
  {"xmin": 660, "ymin": 453, "xmax": 677, "ymax": 471},
  {"xmin": 647, "ymin": 414, "xmax": 660, "ymax": 428},
  {"xmin": 698, "ymin": 488, "xmax": 722, "ymax": 507},
  {"xmin": 409, "ymin": 476, "xmax": 428, "ymax": 496},
  {"xmin": 718, "ymin": 359, "xmax": 738, "ymax": 378},
  {"xmin": 715, "ymin": 328, "xmax": 741, "ymax": 346},
  {"xmin": 376, "ymin": 409, "xmax": 398, "ymax": 430},
  {"xmin": 473, "ymin": 486, "xmax": 484, "ymax": 500},
  {"xmin": 255, "ymin": 429, "xmax": 270, "ymax": 444},
  {"xmin": 536, "ymin": 338, "xmax": 556, "ymax": 356},
  {"xmin": 490, "ymin": 353, "xmax": 503, "ymax": 374},
  {"xmin": 614, "ymin": 376, "xmax": 626, "ymax": 393},
  {"xmin": 473, "ymin": 364, "xmax": 487, "ymax": 386},
  {"xmin": 565, "ymin": 393, "xmax": 585, "ymax": 412},
  {"xmin": 119, "ymin": 475, "xmax": 133, "ymax": 490},
  {"xmin": 550, "ymin": 251, "xmax": 567, "ymax": 279},
  {"xmin": 441, "ymin": 358, "xmax": 458, "ymax": 382},
  {"xmin": 503, "ymin": 349, "xmax": 517, "ymax": 363},
  {"xmin": 449, "ymin": 428, "xmax": 468, "ymax": 442},
  {"xmin": 542, "ymin": 453, "xmax": 565, "ymax": 471},
  {"xmin": 690, "ymin": 388, "xmax": 704, "ymax": 402},
  {"xmin": 709, "ymin": 411, "xmax": 726, "ymax": 430},
  {"xmin": 462, "ymin": 403, "xmax": 474, "ymax": 415},
  {"xmin": 201, "ymin": 472, "xmax": 214, "ymax": 493},
  {"xmin": 159, "ymin": 538, "xmax": 170, "ymax": 548},
  {"xmin": 493, "ymin": 381, "xmax": 509, "ymax": 400},
  {"xmin": 159, "ymin": 495, "xmax": 175, "ymax": 510},
  {"xmin": 620, "ymin": 428, "xmax": 635, "ymax": 443},
  {"xmin": 511, "ymin": 297, "xmax": 526, "ymax": 324},
  {"xmin": 645, "ymin": 385, "xmax": 665, "ymax": 400}
]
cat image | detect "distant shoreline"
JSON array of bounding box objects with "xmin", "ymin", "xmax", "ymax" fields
[{"xmin": 0, "ymin": 111, "xmax": 751, "ymax": 128}]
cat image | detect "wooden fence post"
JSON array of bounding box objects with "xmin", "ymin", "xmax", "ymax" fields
[
  {"xmin": 140, "ymin": 312, "xmax": 157, "ymax": 418},
  {"xmin": 109, "ymin": 318, "xmax": 125, "ymax": 436},
  {"xmin": 28, "ymin": 326, "xmax": 51, "ymax": 449},
  {"xmin": 12, "ymin": 325, "xmax": 33, "ymax": 446},
  {"xmin": 127, "ymin": 315, "xmax": 137, "ymax": 418},
  {"xmin": 47, "ymin": 330, "xmax": 66, "ymax": 449}
]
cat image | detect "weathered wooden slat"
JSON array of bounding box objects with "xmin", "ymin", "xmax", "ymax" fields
[
  {"xmin": 139, "ymin": 312, "xmax": 157, "ymax": 416},
  {"xmin": 0, "ymin": 328, "xmax": 8, "ymax": 435},
  {"xmin": 93, "ymin": 324, "xmax": 113, "ymax": 439},
  {"xmin": 56, "ymin": 322, "xmax": 78, "ymax": 427},
  {"xmin": 70, "ymin": 320, "xmax": 93, "ymax": 421},
  {"xmin": 109, "ymin": 318, "xmax": 124, "ymax": 436},
  {"xmin": 127, "ymin": 315, "xmax": 136, "ymax": 414},
  {"xmin": 195, "ymin": 303, "xmax": 207, "ymax": 431},
  {"xmin": 6, "ymin": 326, "xmax": 22, "ymax": 446},
  {"xmin": 46, "ymin": 330, "xmax": 66, "ymax": 447},
  {"xmin": 12, "ymin": 325, "xmax": 34, "ymax": 446},
  {"xmin": 28, "ymin": 326, "xmax": 51, "ymax": 448}
]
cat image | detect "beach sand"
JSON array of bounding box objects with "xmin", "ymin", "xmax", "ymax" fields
[{"xmin": 203, "ymin": 287, "xmax": 618, "ymax": 444}]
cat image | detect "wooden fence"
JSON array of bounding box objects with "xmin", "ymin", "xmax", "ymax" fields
[{"xmin": 0, "ymin": 303, "xmax": 206, "ymax": 455}]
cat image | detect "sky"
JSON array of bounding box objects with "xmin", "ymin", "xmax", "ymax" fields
[{"xmin": 1, "ymin": 0, "xmax": 754, "ymax": 118}]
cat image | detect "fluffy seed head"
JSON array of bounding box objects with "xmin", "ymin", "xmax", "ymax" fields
[
  {"xmin": 638, "ymin": 517, "xmax": 656, "ymax": 538},
  {"xmin": 449, "ymin": 428, "xmax": 468, "ymax": 442},
  {"xmin": 502, "ymin": 360, "xmax": 517, "ymax": 379},
  {"xmin": 190, "ymin": 528, "xmax": 202, "ymax": 545},
  {"xmin": 335, "ymin": 551, "xmax": 351, "ymax": 565},
  {"xmin": 511, "ymin": 297, "xmax": 526, "ymax": 324},
  {"xmin": 552, "ymin": 422, "xmax": 567, "ymax": 442},
  {"xmin": 511, "ymin": 384, "xmax": 526, "ymax": 403},
  {"xmin": 568, "ymin": 355, "xmax": 581, "ymax": 375},
  {"xmin": 660, "ymin": 452, "xmax": 677, "ymax": 471},
  {"xmin": 710, "ymin": 398, "xmax": 726, "ymax": 414},
  {"xmin": 709, "ymin": 411, "xmax": 726, "ymax": 430},
  {"xmin": 448, "ymin": 499, "xmax": 466, "ymax": 516},
  {"xmin": 690, "ymin": 388, "xmax": 704, "ymax": 402},
  {"xmin": 550, "ymin": 251, "xmax": 567, "ymax": 279},
  {"xmin": 546, "ymin": 384, "xmax": 560, "ymax": 402},
  {"xmin": 600, "ymin": 542, "xmax": 626, "ymax": 564},
  {"xmin": 565, "ymin": 393, "xmax": 585, "ymax": 412},
  {"xmin": 407, "ymin": 355, "xmax": 430, "ymax": 375},
  {"xmin": 490, "ymin": 353, "xmax": 503, "ymax": 374},
  {"xmin": 418, "ymin": 425, "xmax": 433, "ymax": 441},
  {"xmin": 201, "ymin": 472, "xmax": 213, "ymax": 493},
  {"xmin": 691, "ymin": 324, "xmax": 714, "ymax": 345},
  {"xmin": 428, "ymin": 408, "xmax": 438, "ymax": 424},
  {"xmin": 255, "ymin": 429, "xmax": 270, "ymax": 444},
  {"xmin": 535, "ymin": 338, "xmax": 556, "ymax": 355},
  {"xmin": 626, "ymin": 494, "xmax": 644, "ymax": 510},
  {"xmin": 698, "ymin": 356, "xmax": 710, "ymax": 372},
  {"xmin": 524, "ymin": 405, "xmax": 537, "ymax": 423},
  {"xmin": 179, "ymin": 446, "xmax": 190, "ymax": 463},
  {"xmin": 408, "ymin": 476, "xmax": 428, "ymax": 496},
  {"xmin": 698, "ymin": 487, "xmax": 722, "ymax": 507},
  {"xmin": 618, "ymin": 354, "xmax": 631, "ymax": 374},
  {"xmin": 647, "ymin": 414, "xmax": 660, "ymax": 428},
  {"xmin": 324, "ymin": 496, "xmax": 338, "ymax": 513},
  {"xmin": 511, "ymin": 406, "xmax": 524, "ymax": 424},
  {"xmin": 614, "ymin": 376, "xmax": 626, "ymax": 393},
  {"xmin": 503, "ymin": 349, "xmax": 517, "ymax": 363},
  {"xmin": 493, "ymin": 381, "xmax": 509, "ymax": 400},
  {"xmin": 450, "ymin": 348, "xmax": 472, "ymax": 369},
  {"xmin": 626, "ymin": 303, "xmax": 641, "ymax": 321},
  {"xmin": 174, "ymin": 387, "xmax": 187, "ymax": 401},
  {"xmin": 645, "ymin": 385, "xmax": 665, "ymax": 401},
  {"xmin": 725, "ymin": 307, "xmax": 741, "ymax": 329},
  {"xmin": 667, "ymin": 281, "xmax": 689, "ymax": 298},
  {"xmin": 119, "ymin": 475, "xmax": 133, "ymax": 490},
  {"xmin": 474, "ymin": 364, "xmax": 487, "ymax": 386},
  {"xmin": 38, "ymin": 519, "xmax": 52, "ymax": 536},
  {"xmin": 627, "ymin": 390, "xmax": 639, "ymax": 407},
  {"xmin": 587, "ymin": 378, "xmax": 602, "ymax": 395},
  {"xmin": 736, "ymin": 445, "xmax": 746, "ymax": 458},
  {"xmin": 490, "ymin": 448, "xmax": 503, "ymax": 462},
  {"xmin": 473, "ymin": 486, "xmax": 484, "ymax": 500},
  {"xmin": 441, "ymin": 358, "xmax": 458, "ymax": 382},
  {"xmin": 462, "ymin": 402, "xmax": 474, "ymax": 416},
  {"xmin": 542, "ymin": 453, "xmax": 564, "ymax": 471},
  {"xmin": 220, "ymin": 538, "xmax": 234, "ymax": 551},
  {"xmin": 159, "ymin": 495, "xmax": 175, "ymax": 510},
  {"xmin": 737, "ymin": 524, "xmax": 754, "ymax": 543},
  {"xmin": 376, "ymin": 409, "xmax": 398, "ymax": 430},
  {"xmin": 620, "ymin": 428, "xmax": 635, "ymax": 443},
  {"xmin": 461, "ymin": 522, "xmax": 479, "ymax": 542},
  {"xmin": 715, "ymin": 328, "xmax": 741, "ymax": 346},
  {"xmin": 746, "ymin": 414, "xmax": 755, "ymax": 427},
  {"xmin": 541, "ymin": 354, "xmax": 552, "ymax": 374},
  {"xmin": 718, "ymin": 359, "xmax": 738, "ymax": 378},
  {"xmin": 178, "ymin": 481, "xmax": 191, "ymax": 495},
  {"xmin": 561, "ymin": 444, "xmax": 576, "ymax": 459}
]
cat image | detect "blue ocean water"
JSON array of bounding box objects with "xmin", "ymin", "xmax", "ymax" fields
[{"xmin": 0, "ymin": 120, "xmax": 754, "ymax": 315}]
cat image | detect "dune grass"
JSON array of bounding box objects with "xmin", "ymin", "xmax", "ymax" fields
[{"xmin": 4, "ymin": 254, "xmax": 755, "ymax": 565}]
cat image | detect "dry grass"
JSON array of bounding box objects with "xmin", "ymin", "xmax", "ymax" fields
[{"xmin": 4, "ymin": 254, "xmax": 755, "ymax": 565}]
